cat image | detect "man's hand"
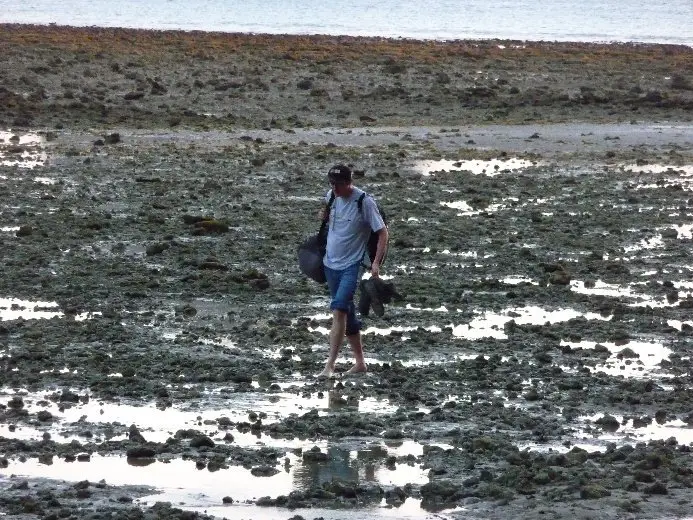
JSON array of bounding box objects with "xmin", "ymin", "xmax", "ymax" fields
[
  {"xmin": 370, "ymin": 261, "xmax": 380, "ymax": 279},
  {"xmin": 318, "ymin": 204, "xmax": 329, "ymax": 221}
]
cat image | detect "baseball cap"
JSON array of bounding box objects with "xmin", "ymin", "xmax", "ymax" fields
[{"xmin": 327, "ymin": 164, "xmax": 352, "ymax": 184}]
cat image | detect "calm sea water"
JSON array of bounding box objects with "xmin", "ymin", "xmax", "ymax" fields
[{"xmin": 1, "ymin": 0, "xmax": 692, "ymax": 45}]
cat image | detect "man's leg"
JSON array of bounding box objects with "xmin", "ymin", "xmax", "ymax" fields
[
  {"xmin": 318, "ymin": 262, "xmax": 361, "ymax": 378},
  {"xmin": 317, "ymin": 309, "xmax": 347, "ymax": 378},
  {"xmin": 345, "ymin": 332, "xmax": 367, "ymax": 374}
]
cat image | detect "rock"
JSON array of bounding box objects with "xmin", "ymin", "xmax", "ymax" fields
[
  {"xmin": 189, "ymin": 435, "xmax": 215, "ymax": 448},
  {"xmin": 421, "ymin": 479, "xmax": 460, "ymax": 499},
  {"xmin": 36, "ymin": 410, "xmax": 53, "ymax": 422},
  {"xmin": 15, "ymin": 225, "xmax": 33, "ymax": 237},
  {"xmin": 128, "ymin": 425, "xmax": 147, "ymax": 443},
  {"xmin": 644, "ymin": 481, "xmax": 668, "ymax": 494},
  {"xmin": 193, "ymin": 219, "xmax": 230, "ymax": 234},
  {"xmin": 302, "ymin": 446, "xmax": 328, "ymax": 462},
  {"xmin": 549, "ymin": 269, "xmax": 571, "ymax": 285},
  {"xmin": 250, "ymin": 465, "xmax": 280, "ymax": 477},
  {"xmin": 616, "ymin": 347, "xmax": 639, "ymax": 359},
  {"xmin": 633, "ymin": 470, "xmax": 655, "ymax": 483},
  {"xmin": 126, "ymin": 446, "xmax": 156, "ymax": 458},
  {"xmin": 104, "ymin": 133, "xmax": 121, "ymax": 144},
  {"xmin": 595, "ymin": 414, "xmax": 620, "ymax": 431},
  {"xmin": 124, "ymin": 91, "xmax": 144, "ymax": 100},
  {"xmin": 580, "ymin": 485, "xmax": 611, "ymax": 499},
  {"xmin": 7, "ymin": 396, "xmax": 24, "ymax": 409},
  {"xmin": 146, "ymin": 242, "xmax": 169, "ymax": 256}
]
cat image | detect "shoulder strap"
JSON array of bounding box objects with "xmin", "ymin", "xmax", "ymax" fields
[
  {"xmin": 357, "ymin": 192, "xmax": 366, "ymax": 213},
  {"xmin": 323, "ymin": 191, "xmax": 336, "ymax": 222},
  {"xmin": 318, "ymin": 191, "xmax": 336, "ymax": 242}
]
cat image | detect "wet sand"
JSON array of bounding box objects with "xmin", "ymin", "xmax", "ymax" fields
[{"xmin": 1, "ymin": 23, "xmax": 693, "ymax": 520}]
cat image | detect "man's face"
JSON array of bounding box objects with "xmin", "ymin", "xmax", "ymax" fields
[{"xmin": 330, "ymin": 180, "xmax": 350, "ymax": 197}]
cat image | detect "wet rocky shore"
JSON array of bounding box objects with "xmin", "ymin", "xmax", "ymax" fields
[{"xmin": 1, "ymin": 24, "xmax": 693, "ymax": 520}]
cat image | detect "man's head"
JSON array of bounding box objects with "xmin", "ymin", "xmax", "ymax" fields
[{"xmin": 327, "ymin": 164, "xmax": 353, "ymax": 197}]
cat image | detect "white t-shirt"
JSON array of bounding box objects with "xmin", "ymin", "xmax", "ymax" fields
[{"xmin": 323, "ymin": 187, "xmax": 385, "ymax": 270}]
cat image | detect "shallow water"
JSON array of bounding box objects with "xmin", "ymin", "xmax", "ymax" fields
[
  {"xmin": 3, "ymin": 0, "xmax": 693, "ymax": 44},
  {"xmin": 0, "ymin": 131, "xmax": 46, "ymax": 169},
  {"xmin": 3, "ymin": 454, "xmax": 451, "ymax": 520}
]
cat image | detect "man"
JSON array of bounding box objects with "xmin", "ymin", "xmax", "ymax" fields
[{"xmin": 316, "ymin": 164, "xmax": 388, "ymax": 379}]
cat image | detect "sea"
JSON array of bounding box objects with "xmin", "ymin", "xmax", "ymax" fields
[{"xmin": 1, "ymin": 0, "xmax": 692, "ymax": 46}]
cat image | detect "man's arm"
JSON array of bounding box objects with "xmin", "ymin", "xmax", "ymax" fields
[
  {"xmin": 318, "ymin": 201, "xmax": 329, "ymax": 221},
  {"xmin": 370, "ymin": 226, "xmax": 389, "ymax": 278}
]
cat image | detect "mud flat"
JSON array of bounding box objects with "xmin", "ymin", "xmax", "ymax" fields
[{"xmin": 1, "ymin": 24, "xmax": 693, "ymax": 520}]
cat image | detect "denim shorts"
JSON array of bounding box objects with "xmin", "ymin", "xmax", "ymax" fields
[{"xmin": 324, "ymin": 261, "xmax": 362, "ymax": 336}]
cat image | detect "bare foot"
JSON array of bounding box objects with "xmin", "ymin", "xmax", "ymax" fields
[
  {"xmin": 315, "ymin": 368, "xmax": 335, "ymax": 380},
  {"xmin": 345, "ymin": 364, "xmax": 367, "ymax": 377}
]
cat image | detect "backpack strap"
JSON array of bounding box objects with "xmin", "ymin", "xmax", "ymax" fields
[
  {"xmin": 357, "ymin": 192, "xmax": 384, "ymax": 227},
  {"xmin": 317, "ymin": 191, "xmax": 336, "ymax": 246},
  {"xmin": 357, "ymin": 192, "xmax": 366, "ymax": 213}
]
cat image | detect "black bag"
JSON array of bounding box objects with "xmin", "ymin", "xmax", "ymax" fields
[
  {"xmin": 297, "ymin": 232, "xmax": 327, "ymax": 283},
  {"xmin": 297, "ymin": 193, "xmax": 334, "ymax": 284}
]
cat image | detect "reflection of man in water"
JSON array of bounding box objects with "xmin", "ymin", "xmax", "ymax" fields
[
  {"xmin": 294, "ymin": 446, "xmax": 360, "ymax": 488},
  {"xmin": 327, "ymin": 389, "xmax": 360, "ymax": 409}
]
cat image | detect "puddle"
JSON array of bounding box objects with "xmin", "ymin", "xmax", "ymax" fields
[
  {"xmin": 308, "ymin": 322, "xmax": 442, "ymax": 339},
  {"xmin": 0, "ymin": 297, "xmax": 64, "ymax": 320},
  {"xmin": 451, "ymin": 305, "xmax": 611, "ymax": 340},
  {"xmin": 621, "ymin": 163, "xmax": 693, "ymax": 175},
  {"xmin": 668, "ymin": 319, "xmax": 693, "ymax": 331},
  {"xmin": 33, "ymin": 176, "xmax": 56, "ymax": 184},
  {"xmin": 420, "ymin": 247, "xmax": 487, "ymax": 258},
  {"xmin": 436, "ymin": 250, "xmax": 478, "ymax": 258},
  {"xmin": 0, "ymin": 413, "xmax": 450, "ymax": 519},
  {"xmin": 1, "ymin": 450, "xmax": 435, "ymax": 518},
  {"xmin": 440, "ymin": 199, "xmax": 508, "ymax": 216},
  {"xmin": 0, "ymin": 296, "xmax": 100, "ymax": 322},
  {"xmin": 184, "ymin": 498, "xmax": 461, "ymax": 520},
  {"xmin": 623, "ymin": 235, "xmax": 664, "ymax": 252},
  {"xmin": 0, "ymin": 130, "xmax": 47, "ymax": 168},
  {"xmin": 571, "ymin": 280, "xmax": 681, "ymax": 308},
  {"xmin": 308, "ymin": 305, "xmax": 610, "ymax": 341},
  {"xmin": 502, "ymin": 276, "xmax": 538, "ymax": 285},
  {"xmin": 405, "ymin": 304, "xmax": 449, "ymax": 313},
  {"xmin": 0, "ymin": 387, "xmax": 404, "ymax": 445},
  {"xmin": 560, "ymin": 339, "xmax": 672, "ymax": 378},
  {"xmin": 672, "ymin": 224, "xmax": 693, "ymax": 239},
  {"xmin": 414, "ymin": 157, "xmax": 535, "ymax": 177},
  {"xmin": 521, "ymin": 412, "xmax": 693, "ymax": 455},
  {"xmin": 571, "ymin": 280, "xmax": 637, "ymax": 298}
]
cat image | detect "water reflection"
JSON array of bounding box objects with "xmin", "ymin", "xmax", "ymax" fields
[
  {"xmin": 0, "ymin": 297, "xmax": 100, "ymax": 321},
  {"xmin": 0, "ymin": 297, "xmax": 63, "ymax": 320},
  {"xmin": 414, "ymin": 157, "xmax": 535, "ymax": 177},
  {"xmin": 0, "ymin": 386, "xmax": 400, "ymax": 445},
  {"xmin": 0, "ymin": 131, "xmax": 47, "ymax": 168},
  {"xmin": 621, "ymin": 163, "xmax": 693, "ymax": 175},
  {"xmin": 451, "ymin": 305, "xmax": 610, "ymax": 340},
  {"xmin": 571, "ymin": 279, "xmax": 681, "ymax": 308},
  {"xmin": 293, "ymin": 444, "xmax": 428, "ymax": 492},
  {"xmin": 560, "ymin": 339, "xmax": 671, "ymax": 378},
  {"xmin": 1, "ymin": 448, "xmax": 431, "ymax": 518}
]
